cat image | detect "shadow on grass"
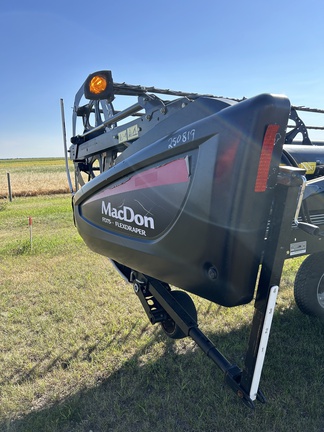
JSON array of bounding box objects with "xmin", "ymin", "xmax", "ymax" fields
[
  {"xmin": 3, "ymin": 306, "xmax": 324, "ymax": 432},
  {"xmin": 0, "ymin": 324, "xmax": 139, "ymax": 389}
]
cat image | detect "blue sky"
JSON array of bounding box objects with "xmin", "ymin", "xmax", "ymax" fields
[{"xmin": 1, "ymin": 0, "xmax": 324, "ymax": 158}]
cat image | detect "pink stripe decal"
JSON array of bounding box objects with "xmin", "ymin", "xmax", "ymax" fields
[{"xmin": 88, "ymin": 158, "xmax": 189, "ymax": 202}]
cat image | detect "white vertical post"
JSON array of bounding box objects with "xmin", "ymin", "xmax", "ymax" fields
[
  {"xmin": 249, "ymin": 285, "xmax": 279, "ymax": 401},
  {"xmin": 28, "ymin": 217, "xmax": 33, "ymax": 250},
  {"xmin": 60, "ymin": 98, "xmax": 74, "ymax": 193}
]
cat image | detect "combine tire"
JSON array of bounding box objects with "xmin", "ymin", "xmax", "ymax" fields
[
  {"xmin": 294, "ymin": 252, "xmax": 324, "ymax": 319},
  {"xmin": 161, "ymin": 290, "xmax": 197, "ymax": 339}
]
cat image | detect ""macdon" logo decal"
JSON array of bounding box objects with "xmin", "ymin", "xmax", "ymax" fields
[{"xmin": 102, "ymin": 201, "xmax": 155, "ymax": 229}]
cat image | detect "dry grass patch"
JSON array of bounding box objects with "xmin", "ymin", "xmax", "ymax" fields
[{"xmin": 0, "ymin": 158, "xmax": 73, "ymax": 197}]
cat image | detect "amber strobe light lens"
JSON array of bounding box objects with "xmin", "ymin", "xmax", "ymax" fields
[
  {"xmin": 84, "ymin": 70, "xmax": 114, "ymax": 100},
  {"xmin": 89, "ymin": 75, "xmax": 107, "ymax": 95}
]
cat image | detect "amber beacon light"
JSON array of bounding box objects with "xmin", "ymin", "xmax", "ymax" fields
[
  {"xmin": 84, "ymin": 70, "xmax": 114, "ymax": 101},
  {"xmin": 90, "ymin": 75, "xmax": 107, "ymax": 94}
]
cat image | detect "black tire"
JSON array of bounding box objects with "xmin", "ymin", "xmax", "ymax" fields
[
  {"xmin": 294, "ymin": 252, "xmax": 324, "ymax": 319},
  {"xmin": 161, "ymin": 290, "xmax": 197, "ymax": 339}
]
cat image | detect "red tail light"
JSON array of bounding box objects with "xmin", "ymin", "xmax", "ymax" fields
[{"xmin": 255, "ymin": 124, "xmax": 280, "ymax": 192}]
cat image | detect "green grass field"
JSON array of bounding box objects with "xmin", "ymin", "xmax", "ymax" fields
[{"xmin": 1, "ymin": 161, "xmax": 324, "ymax": 431}]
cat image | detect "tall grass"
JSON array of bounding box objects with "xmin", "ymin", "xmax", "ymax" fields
[{"xmin": 0, "ymin": 166, "xmax": 324, "ymax": 431}]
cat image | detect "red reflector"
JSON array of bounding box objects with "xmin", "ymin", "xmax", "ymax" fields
[{"xmin": 254, "ymin": 124, "xmax": 280, "ymax": 192}]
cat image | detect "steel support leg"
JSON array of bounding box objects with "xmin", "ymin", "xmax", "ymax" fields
[
  {"xmin": 131, "ymin": 166, "xmax": 306, "ymax": 408},
  {"xmin": 240, "ymin": 167, "xmax": 305, "ymax": 401}
]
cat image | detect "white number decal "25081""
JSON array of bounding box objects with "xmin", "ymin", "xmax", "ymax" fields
[{"xmin": 168, "ymin": 129, "xmax": 196, "ymax": 149}]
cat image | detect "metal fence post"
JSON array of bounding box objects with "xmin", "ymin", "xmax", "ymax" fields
[{"xmin": 7, "ymin": 172, "xmax": 12, "ymax": 202}]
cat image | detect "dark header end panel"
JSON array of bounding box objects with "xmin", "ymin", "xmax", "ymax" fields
[{"xmin": 74, "ymin": 94, "xmax": 290, "ymax": 307}]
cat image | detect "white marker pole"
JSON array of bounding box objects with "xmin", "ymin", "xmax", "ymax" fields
[
  {"xmin": 60, "ymin": 98, "xmax": 74, "ymax": 193},
  {"xmin": 249, "ymin": 285, "xmax": 279, "ymax": 401},
  {"xmin": 28, "ymin": 216, "xmax": 33, "ymax": 250}
]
